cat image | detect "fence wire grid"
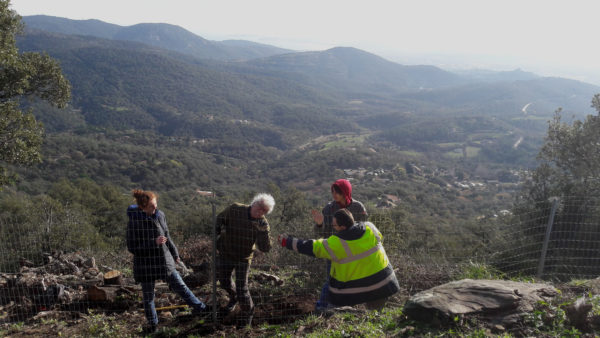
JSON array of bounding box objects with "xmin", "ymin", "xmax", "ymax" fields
[{"xmin": 1, "ymin": 195, "xmax": 600, "ymax": 327}]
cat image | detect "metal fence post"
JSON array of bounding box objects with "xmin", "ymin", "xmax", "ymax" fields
[
  {"xmin": 537, "ymin": 198, "xmax": 559, "ymax": 280},
  {"xmin": 211, "ymin": 195, "xmax": 217, "ymax": 323}
]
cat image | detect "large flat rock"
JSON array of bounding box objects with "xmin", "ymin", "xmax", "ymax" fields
[{"xmin": 403, "ymin": 279, "xmax": 558, "ymax": 327}]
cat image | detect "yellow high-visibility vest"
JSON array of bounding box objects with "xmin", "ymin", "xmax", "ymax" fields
[{"xmin": 312, "ymin": 222, "xmax": 390, "ymax": 286}]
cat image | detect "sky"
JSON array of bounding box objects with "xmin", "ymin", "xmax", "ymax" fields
[{"xmin": 10, "ymin": 0, "xmax": 600, "ymax": 85}]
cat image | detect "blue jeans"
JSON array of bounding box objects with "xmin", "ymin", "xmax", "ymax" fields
[
  {"xmin": 316, "ymin": 261, "xmax": 331, "ymax": 309},
  {"xmin": 141, "ymin": 270, "xmax": 206, "ymax": 325}
]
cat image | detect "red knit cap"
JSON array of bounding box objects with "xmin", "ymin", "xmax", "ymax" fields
[{"xmin": 331, "ymin": 179, "xmax": 352, "ymax": 207}]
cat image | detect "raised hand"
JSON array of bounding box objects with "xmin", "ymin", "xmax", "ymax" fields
[{"xmin": 311, "ymin": 209, "xmax": 324, "ymax": 226}]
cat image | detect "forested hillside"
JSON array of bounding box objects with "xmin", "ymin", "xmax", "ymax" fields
[{"xmin": 3, "ymin": 17, "xmax": 599, "ymax": 257}]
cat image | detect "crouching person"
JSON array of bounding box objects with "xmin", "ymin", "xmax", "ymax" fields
[
  {"xmin": 216, "ymin": 193, "xmax": 275, "ymax": 327},
  {"xmin": 126, "ymin": 189, "xmax": 208, "ymax": 334},
  {"xmin": 279, "ymin": 208, "xmax": 399, "ymax": 310}
]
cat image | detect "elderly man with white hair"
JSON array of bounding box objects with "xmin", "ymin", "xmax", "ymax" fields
[{"xmin": 215, "ymin": 193, "xmax": 275, "ymax": 326}]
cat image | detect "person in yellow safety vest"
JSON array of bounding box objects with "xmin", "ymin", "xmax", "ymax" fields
[{"xmin": 278, "ymin": 208, "xmax": 399, "ymax": 310}]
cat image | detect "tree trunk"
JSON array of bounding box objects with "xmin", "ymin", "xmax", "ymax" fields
[
  {"xmin": 87, "ymin": 285, "xmax": 117, "ymax": 302},
  {"xmin": 103, "ymin": 270, "xmax": 123, "ymax": 286}
]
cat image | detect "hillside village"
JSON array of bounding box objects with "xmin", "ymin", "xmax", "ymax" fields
[{"xmin": 344, "ymin": 164, "xmax": 522, "ymax": 213}]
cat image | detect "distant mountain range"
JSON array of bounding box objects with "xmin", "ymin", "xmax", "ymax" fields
[
  {"xmin": 22, "ymin": 15, "xmax": 292, "ymax": 60},
  {"xmin": 16, "ymin": 15, "xmax": 600, "ymax": 151},
  {"xmin": 11, "ymin": 13, "xmax": 600, "ymax": 244}
]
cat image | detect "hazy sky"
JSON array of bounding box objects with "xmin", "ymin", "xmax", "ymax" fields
[{"xmin": 10, "ymin": 0, "xmax": 600, "ymax": 85}]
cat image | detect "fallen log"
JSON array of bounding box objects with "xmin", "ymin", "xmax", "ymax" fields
[{"xmin": 87, "ymin": 285, "xmax": 117, "ymax": 302}]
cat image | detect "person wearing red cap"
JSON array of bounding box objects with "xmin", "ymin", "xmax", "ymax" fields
[{"xmin": 311, "ymin": 179, "xmax": 367, "ymax": 311}]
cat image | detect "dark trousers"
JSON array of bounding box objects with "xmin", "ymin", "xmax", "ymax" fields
[{"xmin": 216, "ymin": 256, "xmax": 254, "ymax": 322}]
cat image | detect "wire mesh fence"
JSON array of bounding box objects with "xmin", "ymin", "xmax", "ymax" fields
[{"xmin": 2, "ymin": 194, "xmax": 600, "ymax": 327}]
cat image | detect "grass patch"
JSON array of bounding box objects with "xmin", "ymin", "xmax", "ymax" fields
[
  {"xmin": 444, "ymin": 146, "xmax": 480, "ymax": 159},
  {"xmin": 321, "ymin": 133, "xmax": 368, "ymax": 150},
  {"xmin": 510, "ymin": 116, "xmax": 548, "ymax": 121},
  {"xmin": 437, "ymin": 142, "xmax": 463, "ymax": 149},
  {"xmin": 465, "ymin": 146, "xmax": 480, "ymax": 157},
  {"xmin": 453, "ymin": 261, "xmax": 506, "ymax": 280},
  {"xmin": 397, "ymin": 150, "xmax": 424, "ymax": 158},
  {"xmin": 444, "ymin": 151, "xmax": 464, "ymax": 159}
]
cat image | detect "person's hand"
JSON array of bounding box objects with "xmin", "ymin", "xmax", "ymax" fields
[
  {"xmin": 175, "ymin": 257, "xmax": 180, "ymax": 264},
  {"xmin": 155, "ymin": 236, "xmax": 167, "ymax": 245},
  {"xmin": 311, "ymin": 209, "xmax": 324, "ymax": 226},
  {"xmin": 278, "ymin": 234, "xmax": 288, "ymax": 247}
]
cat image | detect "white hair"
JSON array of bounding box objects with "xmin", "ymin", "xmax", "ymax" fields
[{"xmin": 251, "ymin": 193, "xmax": 275, "ymax": 214}]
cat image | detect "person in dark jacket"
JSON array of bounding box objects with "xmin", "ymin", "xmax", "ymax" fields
[
  {"xmin": 216, "ymin": 193, "xmax": 274, "ymax": 326},
  {"xmin": 280, "ymin": 209, "xmax": 399, "ymax": 310},
  {"xmin": 311, "ymin": 179, "xmax": 368, "ymax": 310},
  {"xmin": 126, "ymin": 189, "xmax": 207, "ymax": 333}
]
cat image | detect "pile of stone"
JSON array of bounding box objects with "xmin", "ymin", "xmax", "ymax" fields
[
  {"xmin": 0, "ymin": 252, "xmax": 135, "ymax": 323},
  {"xmin": 0, "ymin": 251, "xmax": 214, "ymax": 324}
]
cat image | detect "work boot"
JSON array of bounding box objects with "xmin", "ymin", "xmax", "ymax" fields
[
  {"xmin": 314, "ymin": 302, "xmax": 336, "ymax": 317},
  {"xmin": 225, "ymin": 298, "xmax": 238, "ymax": 313},
  {"xmin": 142, "ymin": 323, "xmax": 157, "ymax": 334},
  {"xmin": 236, "ymin": 307, "xmax": 254, "ymax": 327},
  {"xmin": 192, "ymin": 305, "xmax": 211, "ymax": 317}
]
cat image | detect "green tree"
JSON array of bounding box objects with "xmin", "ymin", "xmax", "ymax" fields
[
  {"xmin": 0, "ymin": 0, "xmax": 71, "ymax": 187},
  {"xmin": 505, "ymin": 94, "xmax": 600, "ymax": 279},
  {"xmin": 519, "ymin": 94, "xmax": 600, "ymax": 202}
]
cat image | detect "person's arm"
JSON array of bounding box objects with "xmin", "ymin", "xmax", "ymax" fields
[
  {"xmin": 314, "ymin": 204, "xmax": 332, "ymax": 237},
  {"xmin": 352, "ymin": 201, "xmax": 368, "ymax": 222},
  {"xmin": 126, "ymin": 216, "xmax": 137, "ymax": 254},
  {"xmin": 161, "ymin": 212, "xmax": 180, "ymax": 260},
  {"xmin": 280, "ymin": 235, "xmax": 316, "ymax": 257},
  {"xmin": 215, "ymin": 206, "xmax": 230, "ymax": 235},
  {"xmin": 312, "ymin": 209, "xmax": 324, "ymax": 228},
  {"xmin": 255, "ymin": 219, "xmax": 271, "ymax": 253},
  {"xmin": 279, "ymin": 235, "xmax": 333, "ymax": 260}
]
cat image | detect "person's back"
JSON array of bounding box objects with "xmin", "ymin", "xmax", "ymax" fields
[
  {"xmin": 282, "ymin": 208, "xmax": 399, "ymax": 310},
  {"xmin": 321, "ymin": 221, "xmax": 398, "ymax": 307}
]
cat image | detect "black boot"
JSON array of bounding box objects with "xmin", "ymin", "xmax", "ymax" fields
[
  {"xmin": 142, "ymin": 323, "xmax": 157, "ymax": 334},
  {"xmin": 236, "ymin": 307, "xmax": 254, "ymax": 327},
  {"xmin": 225, "ymin": 298, "xmax": 238, "ymax": 313}
]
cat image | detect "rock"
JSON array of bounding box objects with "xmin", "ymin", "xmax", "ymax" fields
[
  {"xmin": 19, "ymin": 257, "xmax": 35, "ymax": 267},
  {"xmin": 32, "ymin": 310, "xmax": 82, "ymax": 321},
  {"xmin": 82, "ymin": 257, "xmax": 96, "ymax": 269},
  {"xmin": 34, "ymin": 284, "xmax": 66, "ymax": 308},
  {"xmin": 293, "ymin": 271, "xmax": 309, "ymax": 278},
  {"xmin": 398, "ymin": 326, "xmax": 415, "ymax": 335},
  {"xmin": 403, "ymin": 279, "xmax": 558, "ymax": 328},
  {"xmin": 254, "ymin": 272, "xmax": 284, "ymax": 285},
  {"xmin": 159, "ymin": 311, "xmax": 173, "ymax": 319},
  {"xmin": 83, "ymin": 267, "xmax": 100, "ymax": 280},
  {"xmin": 493, "ymin": 324, "xmax": 506, "ymax": 332},
  {"xmin": 42, "ymin": 253, "xmax": 53, "ymax": 265}
]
